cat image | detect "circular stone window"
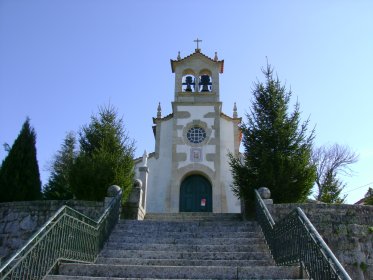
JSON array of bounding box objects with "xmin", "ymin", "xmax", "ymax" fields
[{"xmin": 186, "ymin": 126, "xmax": 207, "ymax": 144}]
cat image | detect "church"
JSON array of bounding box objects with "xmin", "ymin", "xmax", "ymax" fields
[{"xmin": 134, "ymin": 44, "xmax": 242, "ymax": 214}]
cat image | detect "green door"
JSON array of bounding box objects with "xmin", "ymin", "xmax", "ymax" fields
[{"xmin": 179, "ymin": 175, "xmax": 212, "ymax": 212}]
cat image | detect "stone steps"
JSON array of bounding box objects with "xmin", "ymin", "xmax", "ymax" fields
[
  {"xmin": 144, "ymin": 213, "xmax": 243, "ymax": 221},
  {"xmin": 107, "ymin": 236, "xmax": 264, "ymax": 245},
  {"xmin": 99, "ymin": 249, "xmax": 274, "ymax": 261},
  {"xmin": 46, "ymin": 213, "xmax": 305, "ymax": 279},
  {"xmin": 105, "ymin": 243, "xmax": 267, "ymax": 252},
  {"xmin": 95, "ymin": 257, "xmax": 274, "ymax": 266},
  {"xmin": 53, "ymin": 263, "xmax": 302, "ymax": 279},
  {"xmin": 109, "ymin": 231, "xmax": 260, "ymax": 239}
]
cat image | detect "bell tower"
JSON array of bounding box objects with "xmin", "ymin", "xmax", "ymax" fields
[{"xmin": 171, "ymin": 45, "xmax": 224, "ymax": 103}]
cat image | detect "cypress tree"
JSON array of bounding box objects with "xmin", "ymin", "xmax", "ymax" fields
[
  {"xmin": 229, "ymin": 64, "xmax": 316, "ymax": 210},
  {"xmin": 0, "ymin": 118, "xmax": 41, "ymax": 201}
]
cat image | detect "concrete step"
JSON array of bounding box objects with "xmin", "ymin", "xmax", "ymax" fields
[
  {"xmin": 104, "ymin": 242, "xmax": 268, "ymax": 252},
  {"xmin": 115, "ymin": 222, "xmax": 259, "ymax": 233},
  {"xmin": 144, "ymin": 213, "xmax": 243, "ymax": 221},
  {"xmin": 99, "ymin": 249, "xmax": 274, "ymax": 261},
  {"xmin": 105, "ymin": 236, "xmax": 266, "ymax": 246},
  {"xmin": 109, "ymin": 230, "xmax": 260, "ymax": 239},
  {"xmin": 96, "ymin": 257, "xmax": 275, "ymax": 266},
  {"xmin": 55, "ymin": 263, "xmax": 303, "ymax": 279},
  {"xmin": 47, "ymin": 277, "xmax": 306, "ymax": 280}
]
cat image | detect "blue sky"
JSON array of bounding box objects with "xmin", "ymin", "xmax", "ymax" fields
[{"xmin": 1, "ymin": 1, "xmax": 372, "ymax": 203}]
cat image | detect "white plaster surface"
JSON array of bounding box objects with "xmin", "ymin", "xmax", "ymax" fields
[{"xmin": 219, "ymin": 117, "xmax": 241, "ymax": 213}]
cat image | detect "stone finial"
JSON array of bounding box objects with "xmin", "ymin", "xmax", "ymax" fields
[
  {"xmin": 258, "ymin": 187, "xmax": 271, "ymax": 199},
  {"xmin": 177, "ymin": 51, "xmax": 181, "ymax": 60},
  {"xmin": 233, "ymin": 102, "xmax": 238, "ymax": 118},
  {"xmin": 142, "ymin": 150, "xmax": 148, "ymax": 167},
  {"xmin": 214, "ymin": 52, "xmax": 218, "ymax": 61},
  {"xmin": 107, "ymin": 185, "xmax": 121, "ymax": 197},
  {"xmin": 157, "ymin": 102, "xmax": 162, "ymax": 118},
  {"xmin": 133, "ymin": 179, "xmax": 143, "ymax": 189}
]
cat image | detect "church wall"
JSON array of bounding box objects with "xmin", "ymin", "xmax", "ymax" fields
[
  {"xmin": 143, "ymin": 118, "xmax": 173, "ymax": 213},
  {"xmin": 219, "ymin": 116, "xmax": 241, "ymax": 213}
]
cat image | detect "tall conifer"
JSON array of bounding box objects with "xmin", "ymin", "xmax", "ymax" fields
[
  {"xmin": 43, "ymin": 132, "xmax": 76, "ymax": 200},
  {"xmin": 230, "ymin": 65, "xmax": 315, "ymax": 209},
  {"xmin": 70, "ymin": 105, "xmax": 135, "ymax": 201},
  {"xmin": 0, "ymin": 118, "xmax": 41, "ymax": 201}
]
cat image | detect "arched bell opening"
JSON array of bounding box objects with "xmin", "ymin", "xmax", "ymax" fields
[
  {"xmin": 182, "ymin": 69, "xmax": 196, "ymax": 92},
  {"xmin": 179, "ymin": 174, "xmax": 212, "ymax": 212},
  {"xmin": 198, "ymin": 69, "xmax": 212, "ymax": 92}
]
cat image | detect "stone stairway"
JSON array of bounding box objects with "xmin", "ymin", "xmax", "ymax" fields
[{"xmin": 46, "ymin": 213, "xmax": 305, "ymax": 280}]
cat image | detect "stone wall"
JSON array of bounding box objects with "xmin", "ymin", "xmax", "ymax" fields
[
  {"xmin": 267, "ymin": 203, "xmax": 373, "ymax": 280},
  {"xmin": 0, "ymin": 200, "xmax": 104, "ymax": 264}
]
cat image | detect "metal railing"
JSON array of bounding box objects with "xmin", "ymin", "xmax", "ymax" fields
[
  {"xmin": 0, "ymin": 188, "xmax": 122, "ymax": 280},
  {"xmin": 254, "ymin": 189, "xmax": 351, "ymax": 280}
]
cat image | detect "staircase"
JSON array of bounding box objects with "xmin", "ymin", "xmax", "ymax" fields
[{"xmin": 46, "ymin": 213, "xmax": 305, "ymax": 280}]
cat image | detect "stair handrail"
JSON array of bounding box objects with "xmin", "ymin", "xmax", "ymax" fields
[
  {"xmin": 0, "ymin": 187, "xmax": 122, "ymax": 280},
  {"xmin": 254, "ymin": 189, "xmax": 351, "ymax": 280}
]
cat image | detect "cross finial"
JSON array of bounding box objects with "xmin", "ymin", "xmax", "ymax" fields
[{"xmin": 194, "ymin": 38, "xmax": 202, "ymax": 52}]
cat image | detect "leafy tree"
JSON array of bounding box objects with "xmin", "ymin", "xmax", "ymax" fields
[
  {"xmin": 312, "ymin": 144, "xmax": 358, "ymax": 203},
  {"xmin": 0, "ymin": 118, "xmax": 41, "ymax": 201},
  {"xmin": 229, "ymin": 64, "xmax": 316, "ymax": 210},
  {"xmin": 43, "ymin": 132, "xmax": 76, "ymax": 200},
  {"xmin": 70, "ymin": 105, "xmax": 135, "ymax": 202}
]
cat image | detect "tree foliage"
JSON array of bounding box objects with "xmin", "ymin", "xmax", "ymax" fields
[
  {"xmin": 229, "ymin": 64, "xmax": 316, "ymax": 209},
  {"xmin": 312, "ymin": 144, "xmax": 358, "ymax": 204},
  {"xmin": 70, "ymin": 105, "xmax": 135, "ymax": 201},
  {"xmin": 43, "ymin": 132, "xmax": 76, "ymax": 200},
  {"xmin": 364, "ymin": 187, "xmax": 373, "ymax": 205},
  {"xmin": 0, "ymin": 118, "xmax": 41, "ymax": 202}
]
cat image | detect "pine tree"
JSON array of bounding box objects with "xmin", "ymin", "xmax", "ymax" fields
[
  {"xmin": 229, "ymin": 64, "xmax": 316, "ymax": 210},
  {"xmin": 0, "ymin": 118, "xmax": 41, "ymax": 202},
  {"xmin": 70, "ymin": 105, "xmax": 135, "ymax": 201},
  {"xmin": 317, "ymin": 171, "xmax": 346, "ymax": 204},
  {"xmin": 43, "ymin": 132, "xmax": 76, "ymax": 200}
]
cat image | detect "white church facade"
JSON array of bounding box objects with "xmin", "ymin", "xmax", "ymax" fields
[{"xmin": 134, "ymin": 46, "xmax": 242, "ymax": 213}]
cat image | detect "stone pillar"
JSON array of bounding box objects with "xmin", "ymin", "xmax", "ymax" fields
[
  {"xmin": 139, "ymin": 166, "xmax": 149, "ymax": 211},
  {"xmin": 258, "ymin": 187, "xmax": 273, "ymax": 205},
  {"xmin": 139, "ymin": 150, "xmax": 149, "ymax": 211},
  {"xmin": 104, "ymin": 185, "xmax": 121, "ymax": 209},
  {"xmin": 122, "ymin": 179, "xmax": 145, "ymax": 220}
]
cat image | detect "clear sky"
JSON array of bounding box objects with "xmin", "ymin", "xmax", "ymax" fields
[{"xmin": 1, "ymin": 1, "xmax": 372, "ymax": 204}]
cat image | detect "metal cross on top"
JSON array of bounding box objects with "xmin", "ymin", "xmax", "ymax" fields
[{"xmin": 194, "ymin": 38, "xmax": 202, "ymax": 50}]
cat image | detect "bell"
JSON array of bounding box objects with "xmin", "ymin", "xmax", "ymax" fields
[
  {"xmin": 183, "ymin": 76, "xmax": 195, "ymax": 92},
  {"xmin": 199, "ymin": 75, "xmax": 212, "ymax": 92}
]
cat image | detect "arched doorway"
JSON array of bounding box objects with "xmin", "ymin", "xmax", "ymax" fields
[{"xmin": 179, "ymin": 175, "xmax": 212, "ymax": 212}]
